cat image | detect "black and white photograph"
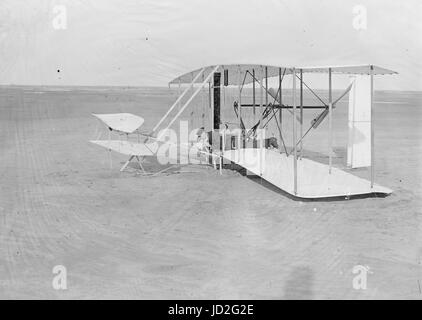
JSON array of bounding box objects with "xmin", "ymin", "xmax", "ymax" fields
[{"xmin": 0, "ymin": 0, "xmax": 421, "ymax": 304}]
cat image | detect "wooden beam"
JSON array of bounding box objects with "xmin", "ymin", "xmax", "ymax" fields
[
  {"xmin": 265, "ymin": 67, "xmax": 268, "ymax": 107},
  {"xmin": 238, "ymin": 65, "xmax": 243, "ymax": 148},
  {"xmin": 159, "ymin": 66, "xmax": 219, "ymax": 139},
  {"xmin": 213, "ymin": 71, "xmax": 221, "ymax": 157},
  {"xmin": 153, "ymin": 67, "xmax": 205, "ymax": 133},
  {"xmin": 201, "ymin": 73, "xmax": 205, "ymax": 129},
  {"xmin": 221, "ymin": 66, "xmax": 225, "ymax": 156},
  {"xmin": 260, "ymin": 66, "xmax": 264, "ymax": 176},
  {"xmin": 213, "ymin": 72, "xmax": 221, "ymax": 130},
  {"xmin": 328, "ymin": 67, "xmax": 333, "ymax": 174},
  {"xmin": 370, "ymin": 65, "xmax": 374, "ymax": 188},
  {"xmin": 208, "ymin": 80, "xmax": 212, "ymax": 164},
  {"xmin": 210, "ymin": 79, "xmax": 214, "ymax": 150},
  {"xmin": 253, "ymin": 69, "xmax": 256, "ymax": 117},
  {"xmin": 292, "ymin": 68, "xmax": 297, "ymax": 195},
  {"xmin": 300, "ymin": 69, "xmax": 303, "ymax": 159},
  {"xmin": 278, "ymin": 68, "xmax": 282, "ymax": 140},
  {"xmin": 238, "ymin": 104, "xmax": 326, "ymax": 109}
]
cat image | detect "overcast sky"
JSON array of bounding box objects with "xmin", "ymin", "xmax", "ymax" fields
[{"xmin": 0, "ymin": 0, "xmax": 421, "ymax": 90}]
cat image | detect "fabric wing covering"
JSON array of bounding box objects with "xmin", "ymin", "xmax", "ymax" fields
[
  {"xmin": 93, "ymin": 113, "xmax": 144, "ymax": 134},
  {"xmin": 347, "ymin": 75, "xmax": 371, "ymax": 168},
  {"xmin": 169, "ymin": 64, "xmax": 397, "ymax": 85}
]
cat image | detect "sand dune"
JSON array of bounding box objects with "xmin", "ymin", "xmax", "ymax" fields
[{"xmin": 0, "ymin": 86, "xmax": 421, "ymax": 299}]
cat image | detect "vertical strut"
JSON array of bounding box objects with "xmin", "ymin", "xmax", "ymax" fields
[
  {"xmin": 259, "ymin": 66, "xmax": 264, "ymax": 177},
  {"xmin": 253, "ymin": 69, "xmax": 256, "ymax": 118},
  {"xmin": 238, "ymin": 65, "xmax": 243, "ymax": 148},
  {"xmin": 328, "ymin": 67, "xmax": 333, "ymax": 174},
  {"xmin": 300, "ymin": 69, "xmax": 303, "ymax": 159},
  {"xmin": 370, "ymin": 65, "xmax": 374, "ymax": 188},
  {"xmin": 292, "ymin": 68, "xmax": 297, "ymax": 195}
]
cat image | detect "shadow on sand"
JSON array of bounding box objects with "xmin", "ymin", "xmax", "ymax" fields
[
  {"xmin": 283, "ymin": 266, "xmax": 314, "ymax": 300},
  {"xmin": 245, "ymin": 175, "xmax": 388, "ymax": 202}
]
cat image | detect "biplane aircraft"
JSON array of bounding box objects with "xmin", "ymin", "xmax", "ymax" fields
[{"xmin": 91, "ymin": 64, "xmax": 397, "ymax": 199}]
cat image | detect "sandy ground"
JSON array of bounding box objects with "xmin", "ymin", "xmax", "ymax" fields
[{"xmin": 0, "ymin": 86, "xmax": 421, "ymax": 299}]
